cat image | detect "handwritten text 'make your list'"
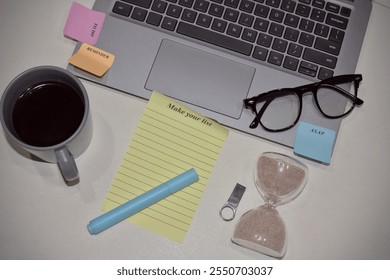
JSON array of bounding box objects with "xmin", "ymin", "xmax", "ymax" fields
[{"xmin": 168, "ymin": 103, "xmax": 213, "ymax": 127}]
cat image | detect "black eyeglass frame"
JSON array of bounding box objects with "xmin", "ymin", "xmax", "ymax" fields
[{"xmin": 243, "ymin": 74, "xmax": 364, "ymax": 132}]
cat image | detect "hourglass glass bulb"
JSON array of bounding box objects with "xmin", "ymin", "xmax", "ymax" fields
[
  {"xmin": 232, "ymin": 204, "xmax": 287, "ymax": 258},
  {"xmin": 255, "ymin": 152, "xmax": 308, "ymax": 206}
]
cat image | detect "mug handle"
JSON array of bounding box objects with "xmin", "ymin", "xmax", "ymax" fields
[{"xmin": 55, "ymin": 148, "xmax": 79, "ymax": 182}]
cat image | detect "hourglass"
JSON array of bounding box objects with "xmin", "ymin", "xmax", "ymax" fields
[{"xmin": 232, "ymin": 152, "xmax": 309, "ymax": 258}]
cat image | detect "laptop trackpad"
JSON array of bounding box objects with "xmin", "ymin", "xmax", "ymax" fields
[{"xmin": 145, "ymin": 39, "xmax": 255, "ymax": 119}]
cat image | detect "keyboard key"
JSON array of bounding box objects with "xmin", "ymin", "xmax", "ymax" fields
[
  {"xmin": 318, "ymin": 67, "xmax": 333, "ymax": 80},
  {"xmin": 272, "ymin": 38, "xmax": 288, "ymax": 52},
  {"xmin": 146, "ymin": 12, "xmax": 163, "ymax": 26},
  {"xmin": 177, "ymin": 22, "xmax": 253, "ymax": 55},
  {"xmin": 167, "ymin": 4, "xmax": 183, "ymax": 18},
  {"xmin": 227, "ymin": 23, "xmax": 242, "ymax": 37},
  {"xmin": 131, "ymin": 7, "xmax": 147, "ymax": 21},
  {"xmin": 281, "ymin": 0, "xmax": 296, "ymax": 12},
  {"xmin": 268, "ymin": 51, "xmax": 284, "ymax": 66},
  {"xmin": 257, "ymin": 33, "xmax": 273, "ymax": 47},
  {"xmin": 284, "ymin": 27, "xmax": 299, "ymax": 42},
  {"xmin": 162, "ymin": 17, "xmax": 178, "ymax": 31},
  {"xmin": 238, "ymin": 13, "xmax": 254, "ymax": 27},
  {"xmin": 311, "ymin": 8, "xmax": 326, "ymax": 22},
  {"xmin": 254, "ymin": 18, "xmax": 269, "ymax": 32},
  {"xmin": 296, "ymin": 4, "xmax": 311, "ymax": 17},
  {"xmin": 287, "ymin": 43, "xmax": 303, "ymax": 57},
  {"xmin": 123, "ymin": 0, "xmax": 152, "ymax": 9},
  {"xmin": 325, "ymin": 2, "xmax": 340, "ymax": 14},
  {"xmin": 242, "ymin": 28, "xmax": 258, "ymax": 43},
  {"xmin": 314, "ymin": 37, "xmax": 341, "ymax": 55},
  {"xmin": 299, "ymin": 66, "xmax": 316, "ymax": 77},
  {"xmin": 253, "ymin": 46, "xmax": 268, "ymax": 61},
  {"xmin": 340, "ymin": 7, "xmax": 351, "ymax": 18},
  {"xmin": 326, "ymin": 13, "xmax": 348, "ymax": 30},
  {"xmin": 285, "ymin": 14, "xmax": 299, "ymax": 28},
  {"xmin": 179, "ymin": 0, "xmax": 194, "ymax": 8},
  {"xmin": 212, "ymin": 18, "xmax": 228, "ymax": 32},
  {"xmin": 270, "ymin": 9, "xmax": 285, "ymax": 23},
  {"xmin": 299, "ymin": 32, "xmax": 314, "ymax": 46},
  {"xmin": 300, "ymin": 61, "xmax": 318, "ymax": 72},
  {"xmin": 113, "ymin": 1, "xmax": 132, "ymax": 17},
  {"xmin": 225, "ymin": 0, "xmax": 240, "ymax": 9},
  {"xmin": 196, "ymin": 13, "xmax": 212, "ymax": 27},
  {"xmin": 314, "ymin": 23, "xmax": 329, "ymax": 37},
  {"xmin": 209, "ymin": 3, "xmax": 224, "ymax": 17},
  {"xmin": 312, "ymin": 0, "xmax": 325, "ymax": 9},
  {"xmin": 152, "ymin": 0, "xmax": 168, "ymax": 13},
  {"xmin": 266, "ymin": 0, "xmax": 281, "ymax": 8},
  {"xmin": 254, "ymin": 4, "xmax": 270, "ymax": 18},
  {"xmin": 194, "ymin": 0, "xmax": 209, "ymax": 12},
  {"xmin": 283, "ymin": 56, "xmax": 299, "ymax": 71},
  {"xmin": 269, "ymin": 22, "xmax": 284, "ymax": 37},
  {"xmin": 329, "ymin": 28, "xmax": 345, "ymax": 44},
  {"xmin": 299, "ymin": 0, "xmax": 311, "ymax": 5},
  {"xmin": 182, "ymin": 9, "xmax": 197, "ymax": 22},
  {"xmin": 303, "ymin": 48, "xmax": 337, "ymax": 68},
  {"xmin": 239, "ymin": 0, "xmax": 255, "ymax": 13},
  {"xmin": 224, "ymin": 8, "xmax": 239, "ymax": 21},
  {"xmin": 299, "ymin": 19, "xmax": 315, "ymax": 33}
]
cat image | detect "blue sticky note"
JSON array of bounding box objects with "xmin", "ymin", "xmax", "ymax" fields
[{"xmin": 293, "ymin": 122, "xmax": 336, "ymax": 165}]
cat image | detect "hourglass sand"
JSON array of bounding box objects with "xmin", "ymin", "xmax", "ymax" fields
[{"xmin": 232, "ymin": 152, "xmax": 309, "ymax": 258}]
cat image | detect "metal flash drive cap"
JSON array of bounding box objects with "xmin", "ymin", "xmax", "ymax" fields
[{"xmin": 219, "ymin": 183, "xmax": 246, "ymax": 222}]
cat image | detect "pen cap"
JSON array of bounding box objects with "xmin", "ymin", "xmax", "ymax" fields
[{"xmin": 165, "ymin": 168, "xmax": 199, "ymax": 193}]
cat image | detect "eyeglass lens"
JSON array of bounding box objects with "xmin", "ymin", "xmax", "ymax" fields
[
  {"xmin": 315, "ymin": 81, "xmax": 356, "ymax": 117},
  {"xmin": 259, "ymin": 92, "xmax": 300, "ymax": 131}
]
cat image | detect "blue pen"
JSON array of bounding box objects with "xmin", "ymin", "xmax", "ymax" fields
[{"xmin": 87, "ymin": 168, "xmax": 199, "ymax": 235}]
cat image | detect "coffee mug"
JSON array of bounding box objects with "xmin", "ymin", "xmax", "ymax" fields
[{"xmin": 0, "ymin": 66, "xmax": 92, "ymax": 183}]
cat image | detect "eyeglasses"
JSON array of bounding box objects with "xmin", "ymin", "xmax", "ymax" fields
[{"xmin": 243, "ymin": 74, "xmax": 364, "ymax": 132}]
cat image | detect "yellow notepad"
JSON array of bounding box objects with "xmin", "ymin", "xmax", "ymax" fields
[{"xmin": 102, "ymin": 92, "xmax": 229, "ymax": 243}]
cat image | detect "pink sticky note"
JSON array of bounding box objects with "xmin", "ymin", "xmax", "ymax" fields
[{"xmin": 63, "ymin": 2, "xmax": 106, "ymax": 45}]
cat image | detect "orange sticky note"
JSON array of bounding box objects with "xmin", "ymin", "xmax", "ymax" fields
[{"xmin": 68, "ymin": 43, "xmax": 115, "ymax": 77}]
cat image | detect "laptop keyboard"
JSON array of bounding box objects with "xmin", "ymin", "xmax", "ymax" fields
[{"xmin": 112, "ymin": 0, "xmax": 352, "ymax": 80}]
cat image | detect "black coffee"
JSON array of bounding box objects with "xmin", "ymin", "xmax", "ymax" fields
[{"xmin": 12, "ymin": 81, "xmax": 84, "ymax": 147}]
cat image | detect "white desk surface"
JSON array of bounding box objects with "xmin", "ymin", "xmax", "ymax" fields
[{"xmin": 1, "ymin": 0, "xmax": 389, "ymax": 260}]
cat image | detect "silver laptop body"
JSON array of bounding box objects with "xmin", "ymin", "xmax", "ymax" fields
[{"xmin": 68, "ymin": 0, "xmax": 371, "ymax": 147}]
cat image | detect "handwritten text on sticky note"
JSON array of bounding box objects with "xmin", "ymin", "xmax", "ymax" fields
[
  {"xmin": 63, "ymin": 2, "xmax": 105, "ymax": 45},
  {"xmin": 294, "ymin": 121, "xmax": 336, "ymax": 164},
  {"xmin": 68, "ymin": 43, "xmax": 115, "ymax": 77}
]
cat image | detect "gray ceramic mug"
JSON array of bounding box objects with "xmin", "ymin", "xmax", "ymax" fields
[{"xmin": 0, "ymin": 66, "xmax": 92, "ymax": 183}]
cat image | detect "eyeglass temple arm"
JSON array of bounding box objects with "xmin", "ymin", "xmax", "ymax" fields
[
  {"xmin": 248, "ymin": 99, "xmax": 273, "ymax": 129},
  {"xmin": 328, "ymin": 74, "xmax": 362, "ymax": 85},
  {"xmin": 325, "ymin": 74, "xmax": 363, "ymax": 102},
  {"xmin": 330, "ymin": 75, "xmax": 364, "ymax": 105}
]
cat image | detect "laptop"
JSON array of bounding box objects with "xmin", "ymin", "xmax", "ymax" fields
[{"xmin": 67, "ymin": 0, "xmax": 372, "ymax": 147}]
